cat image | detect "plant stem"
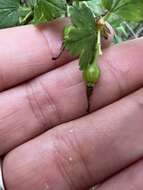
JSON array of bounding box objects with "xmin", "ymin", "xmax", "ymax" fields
[
  {"xmin": 19, "ymin": 8, "xmax": 33, "ymax": 24},
  {"xmin": 103, "ymin": 11, "xmax": 111, "ymax": 21},
  {"xmin": 97, "ymin": 29, "xmax": 102, "ymax": 56}
]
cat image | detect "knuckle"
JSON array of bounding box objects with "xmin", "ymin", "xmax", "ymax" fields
[
  {"xmin": 24, "ymin": 78, "xmax": 61, "ymax": 130},
  {"xmin": 0, "ymin": 69, "xmax": 6, "ymax": 91},
  {"xmin": 51, "ymin": 129, "xmax": 92, "ymax": 189},
  {"xmin": 41, "ymin": 29, "xmax": 55, "ymax": 60},
  {"xmin": 103, "ymin": 59, "xmax": 124, "ymax": 98}
]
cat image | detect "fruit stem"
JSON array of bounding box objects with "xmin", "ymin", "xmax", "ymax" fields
[{"xmin": 86, "ymin": 85, "xmax": 94, "ymax": 113}]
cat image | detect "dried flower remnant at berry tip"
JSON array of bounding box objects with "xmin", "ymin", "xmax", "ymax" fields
[{"xmin": 96, "ymin": 17, "xmax": 111, "ymax": 39}]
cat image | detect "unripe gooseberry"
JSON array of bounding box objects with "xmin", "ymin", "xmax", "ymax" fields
[{"xmin": 83, "ymin": 63, "xmax": 100, "ymax": 87}]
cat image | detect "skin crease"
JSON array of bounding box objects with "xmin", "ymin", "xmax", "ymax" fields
[
  {"xmin": 0, "ymin": 18, "xmax": 143, "ymax": 189},
  {"xmin": 98, "ymin": 160, "xmax": 143, "ymax": 190}
]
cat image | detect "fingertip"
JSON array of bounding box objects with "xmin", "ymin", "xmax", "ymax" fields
[
  {"xmin": 41, "ymin": 18, "xmax": 71, "ymax": 58},
  {"xmin": 0, "ymin": 18, "xmax": 74, "ymax": 91}
]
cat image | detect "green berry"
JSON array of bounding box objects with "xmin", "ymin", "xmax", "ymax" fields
[{"xmin": 83, "ymin": 63, "xmax": 100, "ymax": 87}]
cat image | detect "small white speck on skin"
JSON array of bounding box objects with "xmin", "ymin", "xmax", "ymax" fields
[
  {"xmin": 89, "ymin": 185, "xmax": 100, "ymax": 190},
  {"xmin": 69, "ymin": 129, "xmax": 73, "ymax": 133},
  {"xmin": 68, "ymin": 156, "xmax": 73, "ymax": 162},
  {"xmin": 44, "ymin": 184, "xmax": 50, "ymax": 190}
]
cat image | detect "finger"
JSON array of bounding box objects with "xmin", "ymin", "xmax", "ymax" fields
[
  {"xmin": 0, "ymin": 18, "xmax": 112, "ymax": 91},
  {"xmin": 91, "ymin": 37, "xmax": 143, "ymax": 110},
  {"xmin": 0, "ymin": 18, "xmax": 73, "ymax": 91},
  {"xmin": 101, "ymin": 22, "xmax": 115, "ymax": 48},
  {"xmin": 2, "ymin": 88, "xmax": 143, "ymax": 190},
  {"xmin": 0, "ymin": 38, "xmax": 143, "ymax": 155},
  {"xmin": 97, "ymin": 159, "xmax": 143, "ymax": 190}
]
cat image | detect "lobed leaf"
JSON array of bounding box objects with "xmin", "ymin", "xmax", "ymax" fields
[
  {"xmin": 64, "ymin": 3, "xmax": 97, "ymax": 70},
  {"xmin": 0, "ymin": 0, "xmax": 30, "ymax": 28},
  {"xmin": 32, "ymin": 0, "xmax": 67, "ymax": 24},
  {"xmin": 102, "ymin": 0, "xmax": 143, "ymax": 22}
]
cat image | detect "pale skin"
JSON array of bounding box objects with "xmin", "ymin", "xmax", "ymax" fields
[{"xmin": 0, "ymin": 18, "xmax": 143, "ymax": 190}]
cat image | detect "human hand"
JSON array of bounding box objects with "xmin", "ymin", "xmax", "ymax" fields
[{"xmin": 0, "ymin": 18, "xmax": 143, "ymax": 190}]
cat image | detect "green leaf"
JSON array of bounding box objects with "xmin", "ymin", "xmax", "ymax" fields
[
  {"xmin": 86, "ymin": 0, "xmax": 104, "ymax": 16},
  {"xmin": 64, "ymin": 3, "xmax": 97, "ymax": 70},
  {"xmin": 102, "ymin": 0, "xmax": 143, "ymax": 22},
  {"xmin": 0, "ymin": 0, "xmax": 25, "ymax": 28},
  {"xmin": 32, "ymin": 0, "xmax": 66, "ymax": 24},
  {"xmin": 115, "ymin": 0, "xmax": 143, "ymax": 22},
  {"xmin": 26, "ymin": 0, "xmax": 37, "ymax": 6},
  {"xmin": 102, "ymin": 0, "xmax": 114, "ymax": 10}
]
